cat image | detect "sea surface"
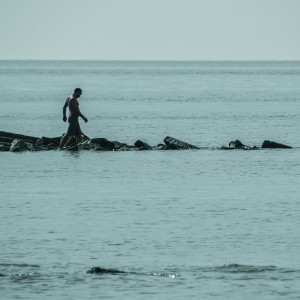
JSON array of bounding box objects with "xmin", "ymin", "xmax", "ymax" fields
[{"xmin": 0, "ymin": 60, "xmax": 300, "ymax": 299}]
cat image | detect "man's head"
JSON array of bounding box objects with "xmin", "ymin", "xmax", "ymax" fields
[{"xmin": 73, "ymin": 88, "xmax": 82, "ymax": 98}]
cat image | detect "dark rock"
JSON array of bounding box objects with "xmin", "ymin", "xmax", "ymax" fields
[
  {"xmin": 229, "ymin": 140, "xmax": 244, "ymax": 149},
  {"xmin": 90, "ymin": 138, "xmax": 115, "ymax": 151},
  {"xmin": 65, "ymin": 140, "xmax": 92, "ymax": 151},
  {"xmin": 87, "ymin": 267, "xmax": 125, "ymax": 275},
  {"xmin": 113, "ymin": 141, "xmax": 131, "ymax": 151},
  {"xmin": 0, "ymin": 136, "xmax": 14, "ymax": 144},
  {"xmin": 10, "ymin": 139, "xmax": 34, "ymax": 152},
  {"xmin": 88, "ymin": 138, "xmax": 132, "ymax": 151},
  {"xmin": 163, "ymin": 136, "xmax": 200, "ymax": 150},
  {"xmin": 1, "ymin": 130, "xmax": 293, "ymax": 152},
  {"xmin": 261, "ymin": 140, "xmax": 292, "ymax": 149},
  {"xmin": 156, "ymin": 143, "xmax": 169, "ymax": 150},
  {"xmin": 0, "ymin": 131, "xmax": 39, "ymax": 144},
  {"xmin": 45, "ymin": 143, "xmax": 59, "ymax": 150},
  {"xmin": 81, "ymin": 141, "xmax": 95, "ymax": 151},
  {"xmin": 134, "ymin": 140, "xmax": 152, "ymax": 150},
  {"xmin": 36, "ymin": 136, "xmax": 61, "ymax": 146},
  {"xmin": 226, "ymin": 139, "xmax": 258, "ymax": 150},
  {"xmin": 0, "ymin": 143, "xmax": 10, "ymax": 151}
]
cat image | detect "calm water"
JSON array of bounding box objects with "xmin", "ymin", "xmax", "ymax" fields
[{"xmin": 0, "ymin": 61, "xmax": 300, "ymax": 299}]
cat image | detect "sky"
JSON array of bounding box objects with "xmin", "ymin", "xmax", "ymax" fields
[{"xmin": 1, "ymin": 0, "xmax": 300, "ymax": 60}]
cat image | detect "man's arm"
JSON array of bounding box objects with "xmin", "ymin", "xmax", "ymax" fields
[{"xmin": 62, "ymin": 98, "xmax": 69, "ymax": 122}]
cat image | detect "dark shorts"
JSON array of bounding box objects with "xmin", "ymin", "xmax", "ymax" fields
[{"xmin": 67, "ymin": 116, "xmax": 82, "ymax": 137}]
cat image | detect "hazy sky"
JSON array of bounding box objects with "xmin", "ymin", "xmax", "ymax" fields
[{"xmin": 1, "ymin": 0, "xmax": 300, "ymax": 60}]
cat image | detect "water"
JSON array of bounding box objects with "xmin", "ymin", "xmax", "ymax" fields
[{"xmin": 0, "ymin": 61, "xmax": 300, "ymax": 299}]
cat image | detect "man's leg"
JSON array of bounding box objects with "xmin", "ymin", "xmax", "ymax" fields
[
  {"xmin": 59, "ymin": 117, "xmax": 77, "ymax": 149},
  {"xmin": 76, "ymin": 135, "xmax": 82, "ymax": 144},
  {"xmin": 58, "ymin": 134, "xmax": 71, "ymax": 149},
  {"xmin": 75, "ymin": 121, "xmax": 83, "ymax": 144}
]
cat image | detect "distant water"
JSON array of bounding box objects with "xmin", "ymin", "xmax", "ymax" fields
[{"xmin": 0, "ymin": 60, "xmax": 300, "ymax": 299}]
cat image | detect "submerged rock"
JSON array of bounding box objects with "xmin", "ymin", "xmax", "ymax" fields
[
  {"xmin": 86, "ymin": 266, "xmax": 178, "ymax": 278},
  {"xmin": 261, "ymin": 140, "xmax": 292, "ymax": 149},
  {"xmin": 87, "ymin": 267, "xmax": 125, "ymax": 275}
]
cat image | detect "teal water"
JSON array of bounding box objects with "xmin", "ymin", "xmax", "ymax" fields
[{"xmin": 0, "ymin": 61, "xmax": 300, "ymax": 299}]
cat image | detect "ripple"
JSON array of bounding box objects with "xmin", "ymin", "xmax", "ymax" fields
[
  {"xmin": 214, "ymin": 263, "xmax": 277, "ymax": 273},
  {"xmin": 10, "ymin": 271, "xmax": 41, "ymax": 281},
  {"xmin": 0, "ymin": 263, "xmax": 41, "ymax": 268},
  {"xmin": 150, "ymin": 272, "xmax": 178, "ymax": 278}
]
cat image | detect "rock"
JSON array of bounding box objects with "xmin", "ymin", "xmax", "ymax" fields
[
  {"xmin": 134, "ymin": 140, "xmax": 152, "ymax": 150},
  {"xmin": 87, "ymin": 267, "xmax": 125, "ymax": 275},
  {"xmin": 0, "ymin": 143, "xmax": 10, "ymax": 151},
  {"xmin": 113, "ymin": 141, "xmax": 132, "ymax": 151},
  {"xmin": 90, "ymin": 139, "xmax": 133, "ymax": 151},
  {"xmin": 0, "ymin": 136, "xmax": 14, "ymax": 144},
  {"xmin": 0, "ymin": 131, "xmax": 39, "ymax": 144},
  {"xmin": 36, "ymin": 136, "xmax": 61, "ymax": 146},
  {"xmin": 90, "ymin": 138, "xmax": 115, "ymax": 151},
  {"xmin": 1, "ymin": 130, "xmax": 294, "ymax": 152},
  {"xmin": 156, "ymin": 143, "xmax": 169, "ymax": 150},
  {"xmin": 229, "ymin": 140, "xmax": 245, "ymax": 149},
  {"xmin": 163, "ymin": 136, "xmax": 200, "ymax": 150},
  {"xmin": 10, "ymin": 139, "xmax": 34, "ymax": 152},
  {"xmin": 261, "ymin": 140, "xmax": 292, "ymax": 149},
  {"xmin": 225, "ymin": 139, "xmax": 258, "ymax": 150}
]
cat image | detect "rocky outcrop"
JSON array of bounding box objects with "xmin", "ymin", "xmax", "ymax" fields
[{"xmin": 0, "ymin": 130, "xmax": 294, "ymax": 152}]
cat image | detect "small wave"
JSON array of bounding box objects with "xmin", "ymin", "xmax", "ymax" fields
[
  {"xmin": 214, "ymin": 263, "xmax": 277, "ymax": 273},
  {"xmin": 0, "ymin": 263, "xmax": 41, "ymax": 279},
  {"xmin": 9, "ymin": 272, "xmax": 41, "ymax": 281},
  {"xmin": 150, "ymin": 272, "xmax": 178, "ymax": 278},
  {"xmin": 0, "ymin": 263, "xmax": 41, "ymax": 268}
]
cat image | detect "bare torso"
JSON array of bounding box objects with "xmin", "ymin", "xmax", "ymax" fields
[{"xmin": 67, "ymin": 96, "xmax": 80, "ymax": 118}]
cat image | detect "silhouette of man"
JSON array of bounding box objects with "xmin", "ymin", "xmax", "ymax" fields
[{"xmin": 58, "ymin": 88, "xmax": 88, "ymax": 149}]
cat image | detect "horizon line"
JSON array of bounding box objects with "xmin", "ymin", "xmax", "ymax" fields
[{"xmin": 1, "ymin": 58, "xmax": 300, "ymax": 62}]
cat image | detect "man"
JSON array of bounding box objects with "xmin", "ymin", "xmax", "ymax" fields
[{"xmin": 58, "ymin": 88, "xmax": 88, "ymax": 149}]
